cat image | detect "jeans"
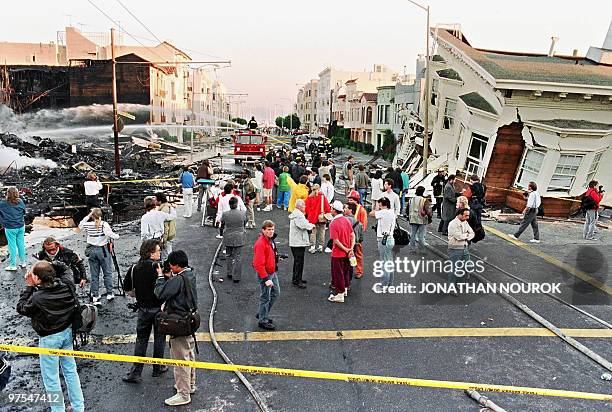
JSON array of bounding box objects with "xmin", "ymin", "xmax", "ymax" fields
[
  {"xmin": 433, "ymin": 197, "xmax": 443, "ymax": 219},
  {"xmin": 400, "ymin": 191, "xmax": 406, "ymax": 214},
  {"xmin": 583, "ymin": 209, "xmax": 598, "ymax": 238},
  {"xmin": 440, "ymin": 219, "xmax": 450, "ymax": 235},
  {"xmin": 5, "ymin": 225, "xmax": 26, "ymax": 267},
  {"xmin": 309, "ymin": 223, "xmax": 326, "ymax": 249},
  {"xmin": 258, "ymin": 273, "xmax": 280, "ymax": 323},
  {"xmin": 277, "ymin": 190, "xmax": 290, "ymax": 208},
  {"xmin": 39, "ymin": 327, "xmax": 84, "ymax": 412},
  {"xmin": 226, "ymin": 245, "xmax": 243, "ymax": 280},
  {"xmin": 377, "ymin": 237, "xmax": 395, "ymax": 286},
  {"xmin": 291, "ymin": 246, "xmax": 306, "ymax": 284},
  {"xmin": 357, "ymin": 188, "xmax": 367, "ymax": 206},
  {"xmin": 88, "ymin": 245, "xmax": 114, "ymax": 297},
  {"xmin": 197, "ymin": 183, "xmax": 210, "ymax": 211},
  {"xmin": 130, "ymin": 307, "xmax": 166, "ymax": 376},
  {"xmin": 409, "ymin": 224, "xmax": 427, "ymax": 252},
  {"xmin": 514, "ymin": 209, "xmax": 539, "ymax": 240},
  {"xmin": 448, "ymin": 247, "xmax": 471, "ymax": 284},
  {"xmin": 183, "ymin": 188, "xmax": 194, "ymax": 217}
]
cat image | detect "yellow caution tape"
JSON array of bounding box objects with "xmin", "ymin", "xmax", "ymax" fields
[
  {"xmin": 100, "ymin": 178, "xmax": 178, "ymax": 185},
  {"xmin": 1, "ymin": 344, "xmax": 610, "ymax": 401}
]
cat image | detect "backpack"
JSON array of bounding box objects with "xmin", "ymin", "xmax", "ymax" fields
[
  {"xmin": 393, "ymin": 223, "xmax": 410, "ymax": 246},
  {"xmin": 0, "ymin": 354, "xmax": 11, "ymax": 391},
  {"xmin": 67, "ymin": 284, "xmax": 98, "ymax": 348},
  {"xmin": 581, "ymin": 192, "xmax": 596, "ymax": 211}
]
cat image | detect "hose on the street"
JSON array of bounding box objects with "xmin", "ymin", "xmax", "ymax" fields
[
  {"xmin": 207, "ymin": 242, "xmax": 270, "ymax": 411},
  {"xmin": 465, "ymin": 390, "xmax": 508, "ymax": 412}
]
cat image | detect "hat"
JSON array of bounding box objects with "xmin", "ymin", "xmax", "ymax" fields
[
  {"xmin": 437, "ymin": 168, "xmax": 445, "ymax": 172},
  {"xmin": 348, "ymin": 190, "xmax": 360, "ymax": 201},
  {"xmin": 332, "ymin": 200, "xmax": 344, "ymax": 212}
]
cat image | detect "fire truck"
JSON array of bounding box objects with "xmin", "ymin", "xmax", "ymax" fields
[{"xmin": 232, "ymin": 131, "xmax": 267, "ymax": 164}]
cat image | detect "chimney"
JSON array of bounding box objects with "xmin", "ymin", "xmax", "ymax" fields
[
  {"xmin": 572, "ymin": 49, "xmax": 578, "ymax": 57},
  {"xmin": 548, "ymin": 36, "xmax": 559, "ymax": 57}
]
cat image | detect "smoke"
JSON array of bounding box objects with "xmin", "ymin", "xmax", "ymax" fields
[{"xmin": 0, "ymin": 145, "xmax": 57, "ymax": 170}]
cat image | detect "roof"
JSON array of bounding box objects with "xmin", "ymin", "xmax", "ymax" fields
[
  {"xmin": 362, "ymin": 92, "xmax": 378, "ymax": 101},
  {"xmin": 345, "ymin": 79, "xmax": 357, "ymax": 84},
  {"xmin": 436, "ymin": 68, "xmax": 462, "ymax": 81},
  {"xmin": 530, "ymin": 119, "xmax": 612, "ymax": 131},
  {"xmin": 436, "ymin": 29, "xmax": 612, "ymax": 87},
  {"xmin": 458, "ymin": 92, "xmax": 498, "ymax": 115},
  {"xmin": 432, "ymin": 54, "xmax": 446, "ymax": 62}
]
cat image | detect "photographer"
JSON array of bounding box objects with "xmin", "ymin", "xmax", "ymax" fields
[
  {"xmin": 36, "ymin": 236, "xmax": 87, "ymax": 288},
  {"xmin": 583, "ymin": 180, "xmax": 604, "ymax": 240},
  {"xmin": 154, "ymin": 250, "xmax": 198, "ymax": 407},
  {"xmin": 16, "ymin": 261, "xmax": 84, "ymax": 412},
  {"xmin": 369, "ymin": 197, "xmax": 396, "ymax": 287},
  {"xmin": 121, "ymin": 239, "xmax": 167, "ymax": 384}
]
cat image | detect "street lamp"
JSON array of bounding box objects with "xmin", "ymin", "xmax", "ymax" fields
[
  {"xmin": 406, "ymin": 0, "xmax": 431, "ymax": 180},
  {"xmin": 280, "ymin": 97, "xmax": 293, "ymax": 133}
]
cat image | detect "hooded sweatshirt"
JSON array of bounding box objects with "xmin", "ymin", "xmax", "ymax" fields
[
  {"xmin": 288, "ymin": 209, "xmax": 315, "ymax": 247},
  {"xmin": 287, "ymin": 177, "xmax": 309, "ymax": 212}
]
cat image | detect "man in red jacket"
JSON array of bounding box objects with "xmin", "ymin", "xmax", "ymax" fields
[
  {"xmin": 583, "ymin": 180, "xmax": 605, "ymax": 240},
  {"xmin": 253, "ymin": 220, "xmax": 279, "ymax": 330}
]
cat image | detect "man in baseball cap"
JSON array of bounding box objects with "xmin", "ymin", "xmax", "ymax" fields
[{"xmin": 328, "ymin": 200, "xmax": 355, "ymax": 303}]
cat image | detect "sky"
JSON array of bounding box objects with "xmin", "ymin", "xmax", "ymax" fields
[{"xmin": 1, "ymin": 0, "xmax": 611, "ymax": 121}]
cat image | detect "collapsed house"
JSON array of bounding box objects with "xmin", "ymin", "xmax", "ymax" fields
[{"xmin": 420, "ymin": 24, "xmax": 612, "ymax": 216}]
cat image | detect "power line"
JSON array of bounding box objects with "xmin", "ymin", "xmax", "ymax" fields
[
  {"xmin": 85, "ymin": 0, "xmax": 168, "ymax": 63},
  {"xmin": 116, "ymin": 0, "xmax": 164, "ymax": 45}
]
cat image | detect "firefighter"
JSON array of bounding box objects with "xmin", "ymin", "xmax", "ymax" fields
[{"xmin": 247, "ymin": 116, "xmax": 258, "ymax": 131}]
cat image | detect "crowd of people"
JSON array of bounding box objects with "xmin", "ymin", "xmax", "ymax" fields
[{"xmin": 1, "ymin": 146, "xmax": 607, "ymax": 409}]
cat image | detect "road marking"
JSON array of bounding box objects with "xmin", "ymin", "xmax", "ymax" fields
[
  {"xmin": 483, "ymin": 225, "xmax": 612, "ymax": 296},
  {"xmin": 94, "ymin": 327, "xmax": 612, "ymax": 345},
  {"xmin": 1, "ymin": 343, "xmax": 610, "ymax": 401}
]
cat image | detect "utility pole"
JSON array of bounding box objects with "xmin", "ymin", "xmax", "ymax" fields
[
  {"xmin": 111, "ymin": 28, "xmax": 121, "ymax": 176},
  {"xmin": 423, "ymin": 5, "xmax": 430, "ymax": 180},
  {"xmin": 327, "ymin": 89, "xmax": 333, "ymax": 138}
]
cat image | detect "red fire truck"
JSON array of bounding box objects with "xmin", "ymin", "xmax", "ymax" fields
[{"xmin": 232, "ymin": 131, "xmax": 267, "ymax": 164}]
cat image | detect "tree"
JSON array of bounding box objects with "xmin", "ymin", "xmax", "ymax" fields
[
  {"xmin": 275, "ymin": 116, "xmax": 284, "ymax": 129},
  {"xmin": 282, "ymin": 114, "xmax": 300, "ymax": 130},
  {"xmin": 381, "ymin": 130, "xmax": 396, "ymax": 160},
  {"xmin": 232, "ymin": 117, "xmax": 247, "ymax": 125}
]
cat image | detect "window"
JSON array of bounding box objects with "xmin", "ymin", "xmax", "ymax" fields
[
  {"xmin": 431, "ymin": 79, "xmax": 439, "ymax": 106},
  {"xmin": 443, "ymin": 98, "xmax": 457, "ymax": 130},
  {"xmin": 464, "ymin": 132, "xmax": 489, "ymax": 177},
  {"xmin": 549, "ymin": 154, "xmax": 583, "ymax": 192},
  {"xmin": 366, "ymin": 107, "xmax": 373, "ymax": 124},
  {"xmin": 586, "ymin": 151, "xmax": 603, "ymax": 185},
  {"xmin": 516, "ymin": 149, "xmax": 546, "ymax": 188},
  {"xmin": 454, "ymin": 124, "xmax": 467, "ymax": 160},
  {"xmin": 384, "ymin": 105, "xmax": 390, "ymax": 124}
]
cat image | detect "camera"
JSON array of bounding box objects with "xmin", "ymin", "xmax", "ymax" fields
[
  {"xmin": 126, "ymin": 302, "xmax": 139, "ymax": 312},
  {"xmin": 381, "ymin": 233, "xmax": 389, "ymax": 246},
  {"xmin": 277, "ymin": 253, "xmax": 289, "ymax": 260},
  {"xmin": 599, "ymin": 185, "xmax": 605, "ymax": 193}
]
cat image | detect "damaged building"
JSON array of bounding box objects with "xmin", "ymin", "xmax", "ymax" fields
[{"xmin": 424, "ymin": 23, "xmax": 612, "ymax": 216}]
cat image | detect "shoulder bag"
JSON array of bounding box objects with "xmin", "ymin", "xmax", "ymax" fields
[
  {"xmin": 155, "ymin": 273, "xmax": 200, "ymax": 337},
  {"xmin": 318, "ymin": 195, "xmax": 333, "ymax": 222}
]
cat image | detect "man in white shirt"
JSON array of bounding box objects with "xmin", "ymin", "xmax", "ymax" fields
[
  {"xmin": 509, "ymin": 181, "xmax": 541, "ymax": 243},
  {"xmin": 215, "ymin": 183, "xmax": 246, "ymax": 239},
  {"xmin": 380, "ymin": 178, "xmax": 401, "ymax": 216},
  {"xmin": 141, "ymin": 197, "xmax": 176, "ymax": 241}
]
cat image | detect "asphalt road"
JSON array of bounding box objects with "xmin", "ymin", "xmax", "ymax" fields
[{"xmin": 1, "ymin": 189, "xmax": 611, "ymax": 411}]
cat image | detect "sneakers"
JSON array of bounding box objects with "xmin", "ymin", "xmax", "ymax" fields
[
  {"xmin": 585, "ymin": 236, "xmax": 597, "ymax": 241},
  {"xmin": 164, "ymin": 394, "xmax": 191, "ymax": 406},
  {"xmin": 5, "ymin": 266, "xmax": 17, "ymax": 272},
  {"xmin": 529, "ymin": 239, "xmax": 541, "ymax": 244},
  {"xmin": 508, "ymin": 234, "xmax": 518, "ymax": 240},
  {"xmin": 344, "ymin": 288, "xmax": 349, "ymax": 297},
  {"xmin": 106, "ymin": 294, "xmax": 115, "ymax": 301},
  {"xmin": 328, "ymin": 293, "xmax": 345, "ymax": 303},
  {"xmin": 317, "ymin": 246, "xmax": 323, "ymax": 253},
  {"xmin": 258, "ymin": 321, "xmax": 276, "ymax": 330},
  {"xmin": 283, "ymin": 206, "xmax": 288, "ymax": 211},
  {"xmin": 324, "ymin": 247, "xmax": 332, "ymax": 253},
  {"xmin": 182, "ymin": 215, "xmax": 192, "ymax": 218},
  {"xmin": 276, "ymin": 204, "xmax": 282, "ymax": 209},
  {"xmin": 257, "ymin": 206, "xmax": 261, "ymax": 211},
  {"xmin": 92, "ymin": 296, "xmax": 102, "ymax": 306},
  {"xmin": 215, "ymin": 234, "xmax": 223, "ymax": 239},
  {"xmin": 308, "ymin": 246, "xmax": 316, "ymax": 254},
  {"xmin": 19, "ymin": 262, "xmax": 27, "ymax": 269},
  {"xmin": 292, "ymin": 281, "xmax": 306, "ymax": 289}
]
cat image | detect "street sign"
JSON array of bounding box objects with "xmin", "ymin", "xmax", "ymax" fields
[{"xmin": 118, "ymin": 111, "xmax": 136, "ymax": 120}]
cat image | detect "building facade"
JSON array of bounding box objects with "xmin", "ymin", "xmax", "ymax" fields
[{"xmin": 423, "ymin": 26, "xmax": 612, "ymax": 213}]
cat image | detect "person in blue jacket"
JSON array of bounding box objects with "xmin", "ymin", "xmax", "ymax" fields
[{"xmin": 0, "ymin": 187, "xmax": 27, "ymax": 271}]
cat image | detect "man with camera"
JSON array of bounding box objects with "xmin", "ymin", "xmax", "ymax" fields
[
  {"xmin": 121, "ymin": 239, "xmax": 168, "ymax": 384},
  {"xmin": 16, "ymin": 261, "xmax": 85, "ymax": 412},
  {"xmin": 36, "ymin": 236, "xmax": 87, "ymax": 288},
  {"xmin": 154, "ymin": 250, "xmax": 198, "ymax": 407},
  {"xmin": 583, "ymin": 180, "xmax": 605, "ymax": 240}
]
